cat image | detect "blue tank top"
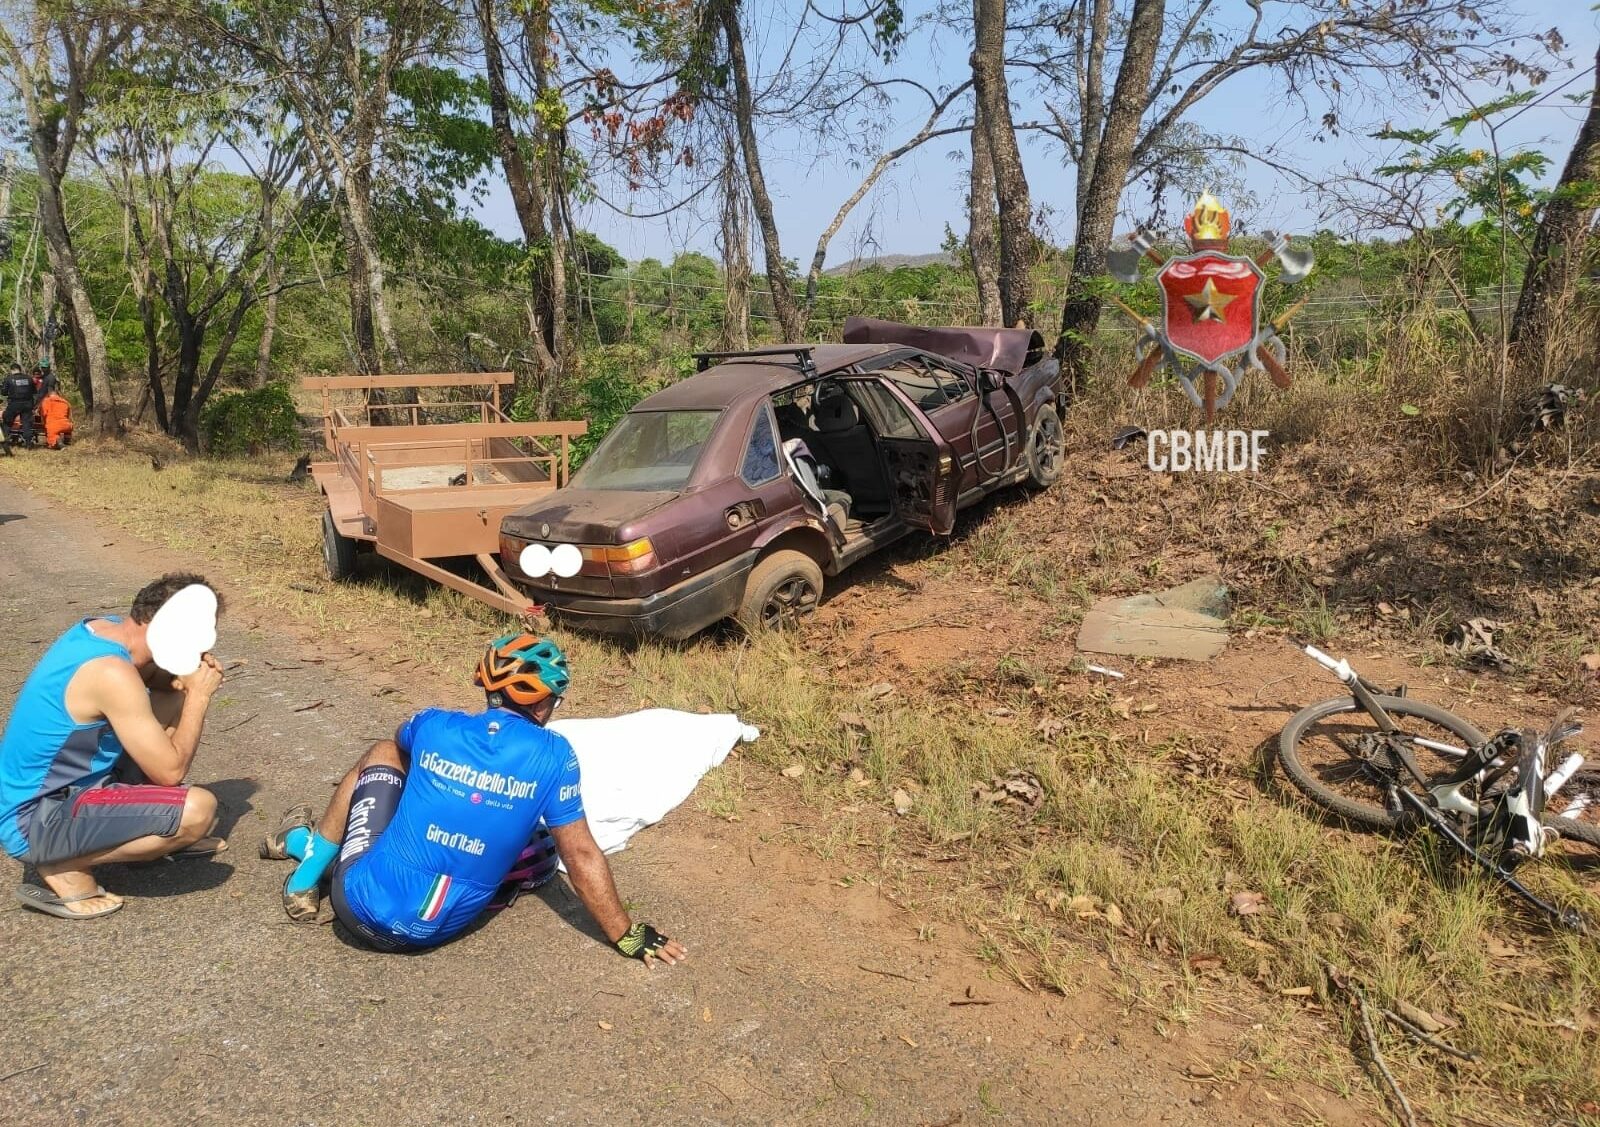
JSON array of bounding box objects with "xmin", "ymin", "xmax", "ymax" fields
[
  {"xmin": 0, "ymin": 619, "xmax": 132, "ymax": 857},
  {"xmin": 353, "ymin": 708, "xmax": 585, "ymax": 944}
]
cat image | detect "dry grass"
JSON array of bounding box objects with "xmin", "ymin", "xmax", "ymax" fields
[{"xmin": 6, "ymin": 409, "xmax": 1600, "ymax": 1123}]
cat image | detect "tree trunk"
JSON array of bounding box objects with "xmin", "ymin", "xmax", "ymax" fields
[
  {"xmin": 140, "ymin": 283, "xmax": 169, "ymax": 432},
  {"xmin": 719, "ymin": 133, "xmax": 752, "ymax": 350},
  {"xmin": 968, "ymin": 104, "xmax": 1002, "ymax": 325},
  {"xmin": 254, "ymin": 230, "xmax": 279, "ymax": 387},
  {"xmin": 970, "ymin": 0, "xmax": 1032, "ymax": 327},
  {"xmin": 1054, "ymin": 0, "xmax": 1166, "ymax": 388},
  {"xmin": 183, "ymin": 287, "xmax": 255, "ymax": 450},
  {"xmin": 478, "ymin": 0, "xmax": 564, "ymax": 395},
  {"xmin": 1511, "ymin": 44, "xmax": 1600, "ymax": 374},
  {"xmin": 1, "ymin": 24, "xmax": 119, "ymax": 434},
  {"xmin": 719, "ymin": 1, "xmax": 802, "ymax": 340},
  {"xmin": 340, "ymin": 207, "xmax": 379, "ymax": 374},
  {"xmin": 169, "ymin": 310, "xmax": 205, "ymax": 429},
  {"xmin": 29, "ymin": 132, "xmax": 115, "ymax": 432}
]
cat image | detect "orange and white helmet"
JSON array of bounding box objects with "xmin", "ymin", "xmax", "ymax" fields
[{"xmin": 473, "ymin": 633, "xmax": 570, "ymax": 708}]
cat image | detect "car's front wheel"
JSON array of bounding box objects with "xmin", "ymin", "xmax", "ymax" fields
[
  {"xmin": 736, "ymin": 550, "xmax": 823, "ymax": 633},
  {"xmin": 1024, "ymin": 408, "xmax": 1065, "ymax": 489}
]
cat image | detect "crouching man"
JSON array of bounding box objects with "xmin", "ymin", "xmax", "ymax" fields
[
  {"xmin": 263, "ymin": 634, "xmax": 686, "ymax": 964},
  {"xmin": 0, "ymin": 575, "xmax": 226, "ymax": 919}
]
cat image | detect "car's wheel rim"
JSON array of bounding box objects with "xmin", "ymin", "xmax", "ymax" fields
[
  {"xmin": 1033, "ymin": 415, "xmax": 1063, "ymax": 478},
  {"xmin": 761, "ymin": 576, "xmax": 819, "ymax": 629}
]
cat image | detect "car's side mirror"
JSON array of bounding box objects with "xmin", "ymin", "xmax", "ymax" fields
[{"xmin": 979, "ymin": 369, "xmax": 1004, "ymax": 393}]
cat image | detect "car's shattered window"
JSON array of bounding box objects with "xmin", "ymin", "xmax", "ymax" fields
[
  {"xmin": 741, "ymin": 406, "xmax": 780, "ymax": 485},
  {"xmin": 572, "ymin": 409, "xmax": 721, "ymax": 492}
]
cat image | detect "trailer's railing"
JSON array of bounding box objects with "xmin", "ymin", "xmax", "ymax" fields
[
  {"xmin": 335, "ymin": 420, "xmax": 588, "ymax": 519},
  {"xmin": 306, "ymin": 372, "xmax": 518, "ymax": 452},
  {"xmin": 365, "ymin": 441, "xmax": 560, "ymax": 499}
]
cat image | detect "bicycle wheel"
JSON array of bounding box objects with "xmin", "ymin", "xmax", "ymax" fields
[
  {"xmin": 1278, "ymin": 695, "xmax": 1488, "ymax": 830},
  {"xmin": 1546, "ymin": 769, "xmax": 1600, "ymax": 849}
]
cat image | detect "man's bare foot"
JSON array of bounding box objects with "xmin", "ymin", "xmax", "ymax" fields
[{"xmin": 35, "ymin": 867, "xmax": 124, "ymax": 916}]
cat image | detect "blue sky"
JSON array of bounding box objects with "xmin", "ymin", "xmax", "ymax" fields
[{"xmin": 468, "ymin": 0, "xmax": 1600, "ymax": 264}]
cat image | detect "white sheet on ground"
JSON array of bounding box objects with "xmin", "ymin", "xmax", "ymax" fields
[{"xmin": 548, "ymin": 708, "xmax": 759, "ymax": 858}]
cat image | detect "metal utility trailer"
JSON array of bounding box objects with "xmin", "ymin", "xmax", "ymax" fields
[{"xmin": 307, "ymin": 372, "xmax": 587, "ymax": 615}]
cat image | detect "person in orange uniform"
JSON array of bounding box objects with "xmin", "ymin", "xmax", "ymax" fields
[{"xmin": 38, "ymin": 389, "xmax": 72, "ymax": 450}]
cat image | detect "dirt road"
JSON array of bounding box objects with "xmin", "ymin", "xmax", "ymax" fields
[{"xmin": 0, "ymin": 479, "xmax": 1353, "ymax": 1125}]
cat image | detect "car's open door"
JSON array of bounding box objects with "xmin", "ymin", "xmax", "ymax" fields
[{"xmin": 837, "ymin": 378, "xmax": 959, "ymax": 535}]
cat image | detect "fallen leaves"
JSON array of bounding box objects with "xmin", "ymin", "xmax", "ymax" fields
[
  {"xmin": 1394, "ymin": 998, "xmax": 1456, "ymax": 1033},
  {"xmin": 972, "ymin": 769, "xmax": 1044, "ymax": 813},
  {"xmin": 1229, "ymin": 890, "xmax": 1269, "ymax": 917},
  {"xmin": 781, "ymin": 763, "xmax": 806, "ymax": 778}
]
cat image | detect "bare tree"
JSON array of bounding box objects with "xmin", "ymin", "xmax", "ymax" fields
[
  {"xmin": 213, "ymin": 1, "xmax": 455, "ymax": 374},
  {"xmin": 718, "ymin": 131, "xmax": 752, "ymax": 350},
  {"xmin": 1028, "ymin": 0, "xmax": 1555, "ymax": 386},
  {"xmin": 0, "ymin": 8, "xmax": 127, "ymax": 434},
  {"xmin": 715, "ymin": 0, "xmax": 803, "ymax": 340},
  {"xmin": 970, "ymin": 0, "xmax": 1032, "ymax": 326},
  {"xmin": 475, "ymin": 0, "xmax": 568, "ymax": 391},
  {"xmin": 968, "ymin": 101, "xmax": 1002, "ymax": 325},
  {"xmin": 1511, "ymin": 45, "xmax": 1600, "ymax": 375}
]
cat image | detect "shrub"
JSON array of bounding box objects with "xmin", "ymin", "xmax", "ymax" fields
[{"xmin": 200, "ymin": 382, "xmax": 301, "ymax": 457}]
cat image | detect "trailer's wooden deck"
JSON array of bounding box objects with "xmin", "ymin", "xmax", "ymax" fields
[{"xmin": 306, "ymin": 372, "xmax": 587, "ymax": 614}]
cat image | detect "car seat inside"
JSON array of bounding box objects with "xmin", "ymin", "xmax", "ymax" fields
[{"xmin": 803, "ymin": 383, "xmax": 892, "ymax": 520}]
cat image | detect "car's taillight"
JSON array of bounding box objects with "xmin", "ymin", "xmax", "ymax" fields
[
  {"xmin": 580, "ymin": 537, "xmax": 657, "ymax": 577},
  {"xmin": 499, "ymin": 533, "xmax": 524, "ymax": 563}
]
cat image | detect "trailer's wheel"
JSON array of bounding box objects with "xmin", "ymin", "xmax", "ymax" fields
[
  {"xmin": 736, "ymin": 550, "xmax": 823, "ymax": 633},
  {"xmin": 322, "ymin": 509, "xmax": 358, "ymax": 581}
]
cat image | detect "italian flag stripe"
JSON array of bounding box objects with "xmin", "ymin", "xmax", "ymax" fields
[{"xmin": 420, "ymin": 874, "xmax": 451, "ymax": 921}]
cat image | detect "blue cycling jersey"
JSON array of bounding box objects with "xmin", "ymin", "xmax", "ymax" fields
[{"xmin": 341, "ymin": 707, "xmax": 584, "ymax": 946}]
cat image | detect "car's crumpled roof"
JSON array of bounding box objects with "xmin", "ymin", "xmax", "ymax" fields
[
  {"xmin": 636, "ymin": 343, "xmax": 899, "ymax": 410},
  {"xmin": 842, "ymin": 316, "xmax": 1046, "ymax": 376}
]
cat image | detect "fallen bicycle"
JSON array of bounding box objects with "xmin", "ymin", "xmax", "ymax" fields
[{"xmin": 1278, "ymin": 644, "xmax": 1600, "ymax": 935}]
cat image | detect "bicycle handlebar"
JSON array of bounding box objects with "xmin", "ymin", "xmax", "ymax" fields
[{"xmin": 1303, "ymin": 644, "xmax": 1354, "ymax": 683}]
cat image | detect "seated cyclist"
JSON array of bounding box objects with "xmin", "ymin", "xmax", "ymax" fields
[{"xmin": 260, "ymin": 634, "xmax": 686, "ymax": 964}]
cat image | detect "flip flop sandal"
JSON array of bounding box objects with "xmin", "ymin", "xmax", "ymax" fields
[
  {"xmin": 282, "ymin": 874, "xmax": 321, "ymax": 923},
  {"xmin": 15, "ymin": 883, "xmax": 124, "ymax": 920},
  {"xmin": 260, "ymin": 804, "xmax": 314, "ymax": 860},
  {"xmin": 170, "ymin": 837, "xmax": 229, "ymax": 859}
]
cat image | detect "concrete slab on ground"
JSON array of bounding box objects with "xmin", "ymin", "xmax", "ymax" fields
[{"xmin": 1077, "ymin": 575, "xmax": 1230, "ymax": 661}]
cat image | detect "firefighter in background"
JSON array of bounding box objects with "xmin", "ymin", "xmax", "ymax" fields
[
  {"xmin": 3, "ymin": 364, "xmax": 37, "ymax": 450},
  {"xmin": 38, "ymin": 387, "xmax": 72, "ymax": 449}
]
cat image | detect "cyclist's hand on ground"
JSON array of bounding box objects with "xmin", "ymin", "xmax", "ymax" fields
[
  {"xmin": 176, "ymin": 653, "xmax": 224, "ymax": 700},
  {"xmin": 614, "ymin": 922, "xmax": 687, "ymax": 966},
  {"xmin": 648, "ymin": 937, "xmax": 688, "ymax": 967}
]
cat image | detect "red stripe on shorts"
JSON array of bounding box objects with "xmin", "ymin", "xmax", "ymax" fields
[{"xmin": 73, "ymin": 785, "xmax": 188, "ymax": 813}]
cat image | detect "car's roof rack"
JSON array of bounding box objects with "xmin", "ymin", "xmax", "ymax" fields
[{"xmin": 694, "ymin": 346, "xmax": 816, "ymax": 376}]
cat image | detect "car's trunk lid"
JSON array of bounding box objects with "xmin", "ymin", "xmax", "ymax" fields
[{"xmin": 501, "ymin": 488, "xmax": 677, "ymax": 596}]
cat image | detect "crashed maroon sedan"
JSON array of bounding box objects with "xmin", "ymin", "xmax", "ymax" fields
[{"xmin": 498, "ymin": 317, "xmax": 1065, "ymax": 639}]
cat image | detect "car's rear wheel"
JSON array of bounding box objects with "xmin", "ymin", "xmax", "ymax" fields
[
  {"xmin": 322, "ymin": 508, "xmax": 358, "ymax": 581},
  {"xmin": 736, "ymin": 550, "xmax": 823, "ymax": 633},
  {"xmin": 1025, "ymin": 409, "xmax": 1065, "ymax": 489}
]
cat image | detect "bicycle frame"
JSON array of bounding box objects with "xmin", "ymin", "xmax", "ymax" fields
[
  {"xmin": 1301, "ymin": 645, "xmax": 1585, "ymax": 825},
  {"xmin": 1300, "ymin": 645, "xmax": 1591, "ymax": 935}
]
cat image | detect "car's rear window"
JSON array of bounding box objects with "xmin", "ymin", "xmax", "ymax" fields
[{"xmin": 571, "ymin": 409, "xmax": 722, "ymax": 492}]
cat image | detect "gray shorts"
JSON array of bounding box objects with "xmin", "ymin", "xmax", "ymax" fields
[{"xmin": 25, "ymin": 780, "xmax": 188, "ymax": 865}]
